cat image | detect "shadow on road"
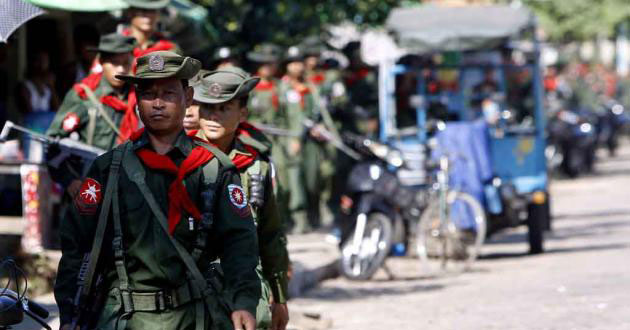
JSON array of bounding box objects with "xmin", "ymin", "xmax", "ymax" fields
[
  {"xmin": 553, "ymin": 208, "xmax": 630, "ymax": 221},
  {"xmin": 480, "ymin": 242, "xmax": 628, "ymax": 260},
  {"xmin": 304, "ymin": 282, "xmax": 445, "ymax": 301},
  {"xmin": 486, "ymin": 219, "xmax": 630, "ymax": 246}
]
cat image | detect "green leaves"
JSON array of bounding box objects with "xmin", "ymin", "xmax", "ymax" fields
[
  {"xmin": 523, "ymin": 0, "xmax": 630, "ymax": 41},
  {"xmin": 191, "ymin": 0, "xmax": 402, "ymax": 48}
]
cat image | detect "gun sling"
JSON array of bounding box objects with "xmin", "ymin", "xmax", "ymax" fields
[{"xmin": 78, "ymin": 83, "xmax": 122, "ymax": 144}]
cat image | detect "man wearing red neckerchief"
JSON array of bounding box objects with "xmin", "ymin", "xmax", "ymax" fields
[
  {"xmin": 46, "ymin": 33, "xmax": 137, "ymax": 195},
  {"xmin": 55, "ymin": 51, "xmax": 259, "ymax": 330},
  {"xmin": 191, "ymin": 66, "xmax": 290, "ymax": 330},
  {"xmin": 121, "ymin": 0, "xmax": 179, "ymax": 58}
]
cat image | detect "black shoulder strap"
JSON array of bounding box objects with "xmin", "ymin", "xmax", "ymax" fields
[{"xmin": 80, "ymin": 144, "xmax": 125, "ymax": 296}]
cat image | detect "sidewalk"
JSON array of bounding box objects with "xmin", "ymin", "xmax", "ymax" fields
[{"xmin": 12, "ymin": 232, "xmax": 339, "ymax": 330}]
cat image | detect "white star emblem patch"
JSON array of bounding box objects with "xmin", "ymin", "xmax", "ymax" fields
[
  {"xmin": 62, "ymin": 112, "xmax": 80, "ymax": 132},
  {"xmin": 228, "ymin": 184, "xmax": 248, "ymax": 209},
  {"xmin": 74, "ymin": 178, "xmax": 102, "ymax": 215}
]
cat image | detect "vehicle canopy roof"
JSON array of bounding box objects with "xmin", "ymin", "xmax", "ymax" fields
[{"xmin": 386, "ymin": 4, "xmax": 535, "ymax": 54}]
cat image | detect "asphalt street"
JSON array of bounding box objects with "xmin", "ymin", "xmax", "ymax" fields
[{"xmin": 291, "ymin": 145, "xmax": 630, "ymax": 330}]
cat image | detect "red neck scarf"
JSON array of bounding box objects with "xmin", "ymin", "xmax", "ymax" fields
[
  {"xmin": 309, "ymin": 72, "xmax": 325, "ymax": 85},
  {"xmin": 73, "ymin": 73, "xmax": 138, "ymax": 142},
  {"xmin": 131, "ymin": 129, "xmax": 215, "ymax": 234},
  {"xmin": 254, "ymin": 80, "xmax": 279, "ymax": 109},
  {"xmin": 232, "ymin": 124, "xmax": 259, "ymax": 169},
  {"xmin": 122, "ymin": 29, "xmax": 176, "ymax": 58},
  {"xmin": 187, "ymin": 125, "xmax": 259, "ymax": 170}
]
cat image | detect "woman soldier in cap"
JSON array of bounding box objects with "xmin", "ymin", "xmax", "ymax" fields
[{"xmin": 190, "ymin": 66, "xmax": 290, "ymax": 330}]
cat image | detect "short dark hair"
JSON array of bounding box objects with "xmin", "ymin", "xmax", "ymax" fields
[{"xmin": 235, "ymin": 94, "xmax": 249, "ymax": 108}]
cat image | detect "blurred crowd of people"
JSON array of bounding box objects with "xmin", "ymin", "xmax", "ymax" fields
[{"xmin": 0, "ymin": 2, "xmax": 382, "ymax": 235}]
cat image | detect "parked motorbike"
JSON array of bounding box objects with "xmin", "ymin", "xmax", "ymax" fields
[
  {"xmin": 595, "ymin": 99, "xmax": 630, "ymax": 157},
  {"xmin": 547, "ymin": 108, "xmax": 597, "ymax": 178},
  {"xmin": 335, "ymin": 133, "xmax": 429, "ymax": 280},
  {"xmin": 0, "ymin": 258, "xmax": 51, "ymax": 330}
]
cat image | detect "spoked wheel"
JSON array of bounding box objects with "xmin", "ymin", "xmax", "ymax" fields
[
  {"xmin": 340, "ymin": 212, "xmax": 393, "ymax": 280},
  {"xmin": 416, "ymin": 191, "xmax": 486, "ymax": 276}
]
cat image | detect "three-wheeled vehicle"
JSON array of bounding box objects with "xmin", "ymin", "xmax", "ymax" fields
[{"xmin": 379, "ymin": 4, "xmax": 550, "ymax": 254}]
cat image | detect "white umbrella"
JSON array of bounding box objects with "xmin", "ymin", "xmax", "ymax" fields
[{"xmin": 0, "ymin": 0, "xmax": 45, "ymax": 43}]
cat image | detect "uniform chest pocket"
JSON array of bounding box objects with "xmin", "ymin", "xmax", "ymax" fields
[{"xmin": 118, "ymin": 184, "xmax": 147, "ymax": 216}]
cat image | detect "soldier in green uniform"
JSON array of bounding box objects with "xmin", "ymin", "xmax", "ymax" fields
[
  {"xmin": 55, "ymin": 51, "xmax": 259, "ymax": 330},
  {"xmin": 245, "ymin": 43, "xmax": 292, "ymax": 227},
  {"xmin": 278, "ymin": 45, "xmax": 321, "ymax": 233},
  {"xmin": 47, "ymin": 33, "xmax": 137, "ymax": 194},
  {"xmin": 122, "ymin": 0, "xmax": 179, "ymax": 57},
  {"xmin": 342, "ymin": 41, "xmax": 379, "ymax": 137},
  {"xmin": 212, "ymin": 47, "xmax": 240, "ymax": 70},
  {"xmin": 190, "ymin": 66, "xmax": 290, "ymax": 330}
]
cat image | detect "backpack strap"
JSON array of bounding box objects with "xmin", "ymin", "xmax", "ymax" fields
[{"xmin": 237, "ymin": 134, "xmax": 270, "ymax": 155}]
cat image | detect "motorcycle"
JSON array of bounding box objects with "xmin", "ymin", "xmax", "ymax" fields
[
  {"xmin": 335, "ymin": 133, "xmax": 428, "ymax": 280},
  {"xmin": 547, "ymin": 108, "xmax": 597, "ymax": 178},
  {"xmin": 0, "ymin": 258, "xmax": 51, "ymax": 330},
  {"xmin": 595, "ymin": 99, "xmax": 630, "ymax": 157}
]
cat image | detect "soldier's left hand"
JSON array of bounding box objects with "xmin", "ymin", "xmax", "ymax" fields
[
  {"xmin": 271, "ymin": 303, "xmax": 289, "ymax": 330},
  {"xmin": 231, "ymin": 310, "xmax": 256, "ymax": 330}
]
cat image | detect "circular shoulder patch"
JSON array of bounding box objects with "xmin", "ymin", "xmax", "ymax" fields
[
  {"xmin": 228, "ymin": 184, "xmax": 248, "ymax": 209},
  {"xmin": 286, "ymin": 90, "xmax": 302, "ymax": 104},
  {"xmin": 74, "ymin": 178, "xmax": 102, "ymax": 215},
  {"xmin": 62, "ymin": 112, "xmax": 80, "ymax": 132}
]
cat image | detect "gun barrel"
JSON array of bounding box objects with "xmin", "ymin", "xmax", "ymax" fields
[
  {"xmin": 0, "ymin": 121, "xmax": 52, "ymax": 144},
  {"xmin": 0, "ymin": 121, "xmax": 15, "ymax": 142}
]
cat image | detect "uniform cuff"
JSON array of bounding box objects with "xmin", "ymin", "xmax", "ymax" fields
[
  {"xmin": 232, "ymin": 294, "xmax": 258, "ymax": 317},
  {"xmin": 269, "ymin": 271, "xmax": 289, "ymax": 303}
]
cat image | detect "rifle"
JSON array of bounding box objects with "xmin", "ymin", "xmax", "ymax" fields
[
  {"xmin": 69, "ymin": 253, "xmax": 105, "ymax": 330},
  {"xmin": 251, "ymin": 121, "xmax": 362, "ymax": 161},
  {"xmin": 0, "ymin": 121, "xmax": 106, "ymax": 177}
]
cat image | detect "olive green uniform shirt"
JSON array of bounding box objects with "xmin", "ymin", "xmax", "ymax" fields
[
  {"xmin": 229, "ymin": 137, "xmax": 289, "ymax": 303},
  {"xmin": 47, "ymin": 77, "xmax": 126, "ymax": 151},
  {"xmin": 54, "ymin": 130, "xmax": 260, "ymax": 327}
]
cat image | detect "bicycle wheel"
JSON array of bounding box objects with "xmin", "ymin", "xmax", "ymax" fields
[{"xmin": 416, "ymin": 191, "xmax": 486, "ymax": 275}]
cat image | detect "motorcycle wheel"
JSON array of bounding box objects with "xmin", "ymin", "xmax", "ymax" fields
[
  {"xmin": 416, "ymin": 191, "xmax": 486, "ymax": 276},
  {"xmin": 339, "ymin": 212, "xmax": 393, "ymax": 280},
  {"xmin": 527, "ymin": 200, "xmax": 547, "ymax": 254},
  {"xmin": 562, "ymin": 146, "xmax": 583, "ymax": 178}
]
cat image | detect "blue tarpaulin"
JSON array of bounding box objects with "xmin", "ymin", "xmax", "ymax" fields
[{"xmin": 433, "ymin": 119, "xmax": 492, "ymax": 229}]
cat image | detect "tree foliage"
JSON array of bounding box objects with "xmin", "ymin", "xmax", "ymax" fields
[
  {"xmin": 521, "ymin": 0, "xmax": 630, "ymax": 41},
  {"xmin": 193, "ymin": 0, "xmax": 403, "ymax": 49}
]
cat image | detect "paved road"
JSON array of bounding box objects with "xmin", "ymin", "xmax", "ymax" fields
[{"xmin": 291, "ymin": 146, "xmax": 630, "ymax": 330}]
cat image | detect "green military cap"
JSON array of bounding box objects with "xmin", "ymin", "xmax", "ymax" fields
[
  {"xmin": 116, "ymin": 51, "xmax": 201, "ymax": 83},
  {"xmin": 213, "ymin": 46, "xmax": 235, "ymax": 61},
  {"xmin": 247, "ymin": 43, "xmax": 282, "ymax": 63},
  {"xmin": 189, "ymin": 69, "xmax": 210, "ymax": 87},
  {"xmin": 193, "ymin": 66, "xmax": 260, "ymax": 104},
  {"xmin": 88, "ymin": 33, "xmax": 137, "ymax": 54},
  {"xmin": 284, "ymin": 45, "xmax": 305, "ymax": 63},
  {"xmin": 125, "ymin": 0, "xmax": 169, "ymax": 9},
  {"xmin": 300, "ymin": 36, "xmax": 325, "ymax": 57}
]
